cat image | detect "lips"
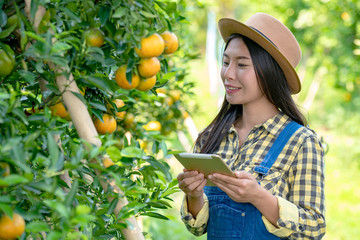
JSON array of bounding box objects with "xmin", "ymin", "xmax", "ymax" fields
[{"xmin": 225, "ymin": 84, "xmax": 241, "ymax": 93}]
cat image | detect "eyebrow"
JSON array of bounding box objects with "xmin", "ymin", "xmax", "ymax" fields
[{"xmin": 223, "ymin": 53, "xmax": 250, "ymax": 59}]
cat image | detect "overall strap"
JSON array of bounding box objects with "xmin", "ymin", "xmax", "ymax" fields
[{"xmin": 254, "ymin": 121, "xmax": 302, "ymax": 175}]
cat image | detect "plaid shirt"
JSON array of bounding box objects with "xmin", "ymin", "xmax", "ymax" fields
[{"xmin": 181, "ymin": 112, "xmax": 326, "ymax": 239}]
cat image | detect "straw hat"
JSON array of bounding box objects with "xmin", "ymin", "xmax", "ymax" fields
[{"xmin": 218, "ymin": 13, "xmax": 302, "ymax": 94}]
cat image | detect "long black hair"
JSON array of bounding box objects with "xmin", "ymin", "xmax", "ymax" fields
[{"xmin": 197, "ymin": 34, "xmax": 307, "ymax": 154}]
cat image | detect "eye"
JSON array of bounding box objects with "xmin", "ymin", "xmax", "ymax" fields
[
  {"xmin": 222, "ymin": 61, "xmax": 229, "ymax": 66},
  {"xmin": 238, "ymin": 63, "xmax": 247, "ymax": 67}
]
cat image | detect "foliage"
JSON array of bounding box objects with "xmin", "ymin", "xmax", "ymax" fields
[{"xmin": 0, "ymin": 0, "xmax": 201, "ymax": 238}]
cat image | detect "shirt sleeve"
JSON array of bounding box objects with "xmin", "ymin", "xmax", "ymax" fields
[
  {"xmin": 263, "ymin": 133, "xmax": 326, "ymax": 239},
  {"xmin": 180, "ymin": 194, "xmax": 209, "ymax": 236}
]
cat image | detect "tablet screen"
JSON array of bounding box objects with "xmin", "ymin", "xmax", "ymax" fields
[{"xmin": 174, "ymin": 153, "xmax": 234, "ymax": 186}]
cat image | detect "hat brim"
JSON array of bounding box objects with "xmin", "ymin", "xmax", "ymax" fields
[{"xmin": 218, "ymin": 18, "xmax": 301, "ymax": 94}]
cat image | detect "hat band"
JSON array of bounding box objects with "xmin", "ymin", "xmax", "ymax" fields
[{"xmin": 249, "ymin": 26, "xmax": 278, "ymax": 48}]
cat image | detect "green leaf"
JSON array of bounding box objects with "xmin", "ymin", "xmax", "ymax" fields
[
  {"xmin": 83, "ymin": 76, "xmax": 112, "ymax": 92},
  {"xmin": 107, "ymin": 198, "xmax": 119, "ymax": 215},
  {"xmin": 109, "ymin": 223, "xmax": 128, "ymax": 230},
  {"xmin": 12, "ymin": 145, "xmax": 31, "ymax": 173},
  {"xmin": 0, "ymin": 10, "xmax": 6, "ymax": 27},
  {"xmin": 106, "ymin": 146, "xmax": 122, "ymax": 162},
  {"xmin": 99, "ymin": 6, "xmax": 111, "ymax": 26},
  {"xmin": 25, "ymin": 31, "xmax": 46, "ymax": 43},
  {"xmin": 26, "ymin": 221, "xmax": 51, "ymax": 233},
  {"xmin": 0, "ymin": 174, "xmax": 29, "ymax": 187},
  {"xmin": 0, "ymin": 24, "xmax": 16, "ymax": 39},
  {"xmin": 51, "ymin": 42, "xmax": 72, "ymax": 55},
  {"xmin": 161, "ymin": 140, "xmax": 168, "ymax": 157},
  {"xmin": 113, "ymin": 8, "xmax": 126, "ymax": 18},
  {"xmin": 12, "ymin": 108, "xmax": 29, "ymax": 125},
  {"xmin": 0, "ymin": 203, "xmax": 13, "ymax": 217},
  {"xmin": 161, "ymin": 188, "xmax": 179, "ymax": 198},
  {"xmin": 60, "ymin": 7, "xmax": 81, "ymax": 22},
  {"xmin": 47, "ymin": 132, "xmax": 60, "ymax": 171},
  {"xmin": 48, "ymin": 56, "xmax": 69, "ymax": 70},
  {"xmin": 30, "ymin": 0, "xmax": 38, "ymax": 21},
  {"xmin": 142, "ymin": 212, "xmax": 169, "ymax": 220},
  {"xmin": 140, "ymin": 10, "xmax": 157, "ymax": 18},
  {"xmin": 47, "ymin": 232, "xmax": 63, "ymax": 240},
  {"xmin": 161, "ymin": 72, "xmax": 177, "ymax": 81},
  {"xmin": 89, "ymin": 100, "xmax": 107, "ymax": 112},
  {"xmin": 64, "ymin": 179, "xmax": 78, "ymax": 207},
  {"xmin": 44, "ymin": 200, "xmax": 70, "ymax": 219},
  {"xmin": 121, "ymin": 147, "xmax": 144, "ymax": 159}
]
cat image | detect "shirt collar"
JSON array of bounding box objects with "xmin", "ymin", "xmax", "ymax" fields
[
  {"xmin": 259, "ymin": 112, "xmax": 291, "ymax": 137},
  {"xmin": 229, "ymin": 112, "xmax": 291, "ymax": 136}
]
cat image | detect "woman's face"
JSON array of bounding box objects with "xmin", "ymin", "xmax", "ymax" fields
[{"xmin": 221, "ymin": 37, "xmax": 266, "ymax": 106}]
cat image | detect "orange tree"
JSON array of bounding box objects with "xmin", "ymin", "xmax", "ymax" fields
[{"xmin": 0, "ymin": 0, "xmax": 199, "ymax": 238}]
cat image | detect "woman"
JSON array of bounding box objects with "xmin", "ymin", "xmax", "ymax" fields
[{"xmin": 177, "ymin": 13, "xmax": 325, "ymax": 239}]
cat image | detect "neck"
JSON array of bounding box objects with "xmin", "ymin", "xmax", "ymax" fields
[{"xmin": 235, "ymin": 100, "xmax": 279, "ymax": 129}]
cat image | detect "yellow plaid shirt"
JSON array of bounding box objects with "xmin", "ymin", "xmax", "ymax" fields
[{"xmin": 181, "ymin": 112, "xmax": 326, "ymax": 239}]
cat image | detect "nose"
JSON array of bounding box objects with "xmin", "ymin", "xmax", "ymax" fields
[{"xmin": 222, "ymin": 62, "xmax": 236, "ymax": 82}]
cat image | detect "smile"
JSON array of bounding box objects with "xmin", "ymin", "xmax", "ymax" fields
[
  {"xmin": 226, "ymin": 87, "xmax": 241, "ymax": 90},
  {"xmin": 225, "ymin": 84, "xmax": 242, "ymax": 93}
]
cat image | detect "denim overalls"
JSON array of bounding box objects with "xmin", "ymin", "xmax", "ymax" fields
[{"xmin": 204, "ymin": 121, "xmax": 301, "ymax": 240}]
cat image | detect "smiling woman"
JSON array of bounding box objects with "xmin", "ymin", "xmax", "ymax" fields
[{"xmin": 177, "ymin": 13, "xmax": 325, "ymax": 240}]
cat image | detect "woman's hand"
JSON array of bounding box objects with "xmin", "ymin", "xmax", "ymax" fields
[
  {"xmin": 208, "ymin": 171, "xmax": 261, "ymax": 204},
  {"xmin": 177, "ymin": 169, "xmax": 207, "ymax": 217},
  {"xmin": 177, "ymin": 169, "xmax": 207, "ymax": 198}
]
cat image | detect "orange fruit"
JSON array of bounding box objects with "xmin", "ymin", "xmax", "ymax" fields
[
  {"xmin": 182, "ymin": 110, "xmax": 190, "ymax": 119},
  {"xmin": 50, "ymin": 102, "xmax": 71, "ymax": 120},
  {"xmin": 108, "ymin": 99, "xmax": 126, "ymax": 119},
  {"xmin": 136, "ymin": 75, "xmax": 157, "ymax": 91},
  {"xmin": 94, "ymin": 114, "xmax": 117, "ymax": 135},
  {"xmin": 85, "ymin": 29, "xmax": 105, "ymax": 47},
  {"xmin": 135, "ymin": 33, "xmax": 165, "ymax": 58},
  {"xmin": 163, "ymin": 96, "xmax": 174, "ymax": 107},
  {"xmin": 341, "ymin": 12, "xmax": 350, "ymax": 21},
  {"xmin": 160, "ymin": 31, "xmax": 179, "ymax": 54},
  {"xmin": 143, "ymin": 120, "xmax": 161, "ymax": 131},
  {"xmin": 0, "ymin": 162, "xmax": 10, "ymax": 177},
  {"xmin": 169, "ymin": 89, "xmax": 181, "ymax": 102},
  {"xmin": 102, "ymin": 156, "xmax": 114, "ymax": 168},
  {"xmin": 115, "ymin": 65, "xmax": 140, "ymax": 90},
  {"xmin": 0, "ymin": 213, "xmax": 25, "ymax": 240},
  {"xmin": 344, "ymin": 92, "xmax": 352, "ymax": 102},
  {"xmin": 124, "ymin": 113, "xmax": 135, "ymax": 129},
  {"xmin": 137, "ymin": 57, "xmax": 161, "ymax": 78}
]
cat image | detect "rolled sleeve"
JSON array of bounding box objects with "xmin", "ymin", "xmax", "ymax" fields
[
  {"xmin": 262, "ymin": 196, "xmax": 298, "ymax": 237},
  {"xmin": 180, "ymin": 194, "xmax": 209, "ymax": 236}
]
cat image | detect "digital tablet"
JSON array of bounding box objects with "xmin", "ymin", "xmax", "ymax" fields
[{"xmin": 173, "ymin": 153, "xmax": 235, "ymax": 186}]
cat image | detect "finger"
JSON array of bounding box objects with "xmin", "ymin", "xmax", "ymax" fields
[
  {"xmin": 179, "ymin": 173, "xmax": 205, "ymax": 189},
  {"xmin": 178, "ymin": 170, "xmax": 201, "ymax": 182},
  {"xmin": 209, "ymin": 173, "xmax": 239, "ymax": 185},
  {"xmin": 181, "ymin": 174, "xmax": 204, "ymax": 187},
  {"xmin": 209, "ymin": 174, "xmax": 244, "ymax": 194},
  {"xmin": 211, "ymin": 179, "xmax": 238, "ymax": 198},
  {"xmin": 185, "ymin": 178, "xmax": 207, "ymax": 193},
  {"xmin": 195, "ymin": 179, "xmax": 207, "ymax": 191},
  {"xmin": 234, "ymin": 171, "xmax": 254, "ymax": 180}
]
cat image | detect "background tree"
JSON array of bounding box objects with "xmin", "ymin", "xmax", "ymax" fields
[{"xmin": 0, "ymin": 0, "xmax": 202, "ymax": 239}]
